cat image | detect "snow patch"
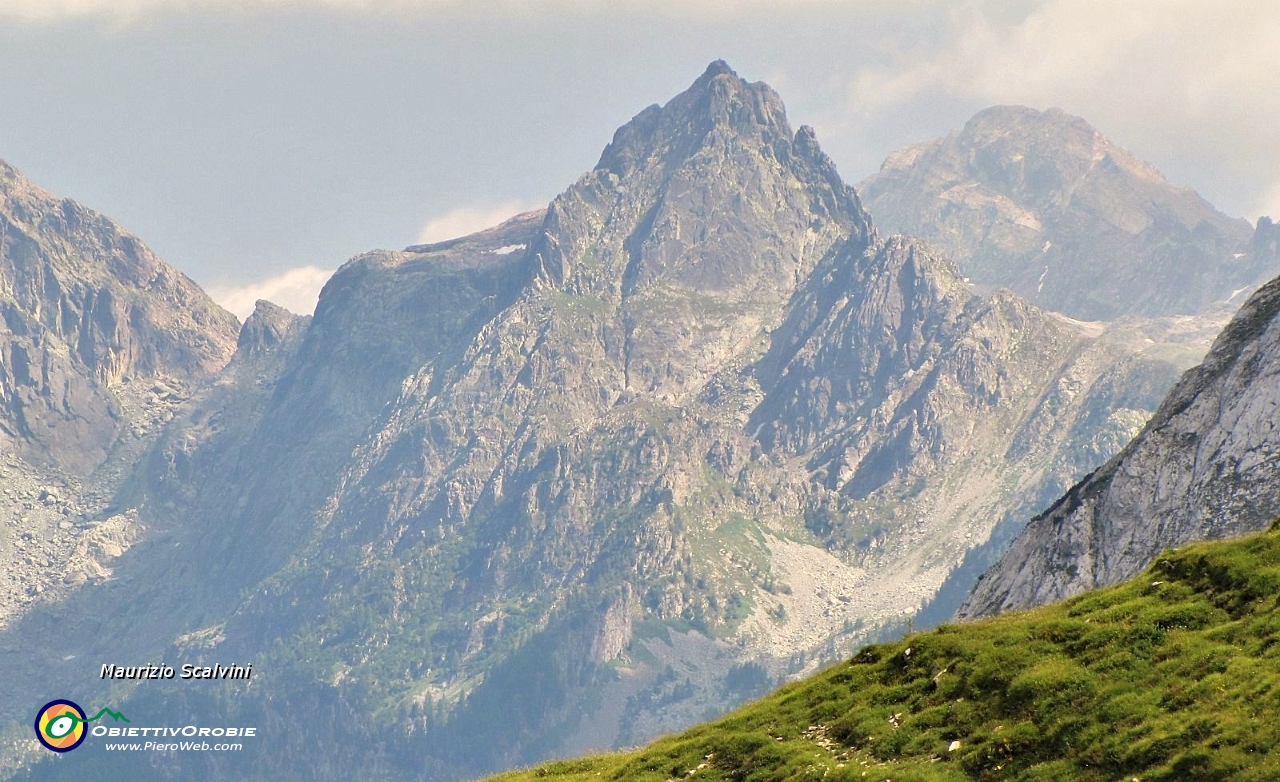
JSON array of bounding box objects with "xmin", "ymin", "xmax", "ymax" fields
[{"xmin": 491, "ymin": 244, "xmax": 526, "ymax": 256}]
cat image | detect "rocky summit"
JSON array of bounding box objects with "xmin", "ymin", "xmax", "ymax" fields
[
  {"xmin": 0, "ymin": 63, "xmax": 1253, "ymax": 781},
  {"xmin": 962, "ymin": 270, "xmax": 1280, "ymax": 618},
  {"xmin": 859, "ymin": 106, "xmax": 1274, "ymax": 321}
]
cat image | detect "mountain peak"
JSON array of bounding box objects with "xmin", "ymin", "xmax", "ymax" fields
[
  {"xmin": 0, "ymin": 156, "xmax": 56, "ymax": 208},
  {"xmin": 528, "ymin": 62, "xmax": 869, "ymax": 394},
  {"xmin": 699, "ymin": 58, "xmax": 737, "ymax": 80},
  {"xmin": 595, "ymin": 60, "xmax": 790, "ymax": 180},
  {"xmin": 0, "ymin": 156, "xmax": 240, "ymax": 473},
  {"xmin": 684, "ymin": 58, "xmax": 748, "ymax": 104},
  {"xmin": 1255, "ymin": 215, "xmax": 1279, "ymax": 254},
  {"xmin": 963, "ymin": 104, "xmax": 1094, "ymax": 133},
  {"xmin": 538, "ymin": 63, "xmax": 868, "ymax": 307},
  {"xmin": 858, "ymin": 104, "xmax": 1258, "ymax": 319},
  {"xmin": 954, "ymin": 105, "xmax": 1127, "ymax": 180},
  {"xmin": 237, "ymin": 299, "xmax": 302, "ymax": 354},
  {"xmin": 0, "ymin": 159, "xmax": 239, "ymax": 380}
]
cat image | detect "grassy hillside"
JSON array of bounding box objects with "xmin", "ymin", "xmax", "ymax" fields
[{"xmin": 493, "ymin": 523, "xmax": 1280, "ymax": 781}]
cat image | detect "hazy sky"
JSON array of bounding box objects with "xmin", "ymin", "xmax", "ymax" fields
[{"xmin": 1, "ymin": 0, "xmax": 1277, "ymax": 318}]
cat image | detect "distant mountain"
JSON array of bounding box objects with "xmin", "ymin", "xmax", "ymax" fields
[
  {"xmin": 0, "ymin": 67, "xmax": 1228, "ymax": 781},
  {"xmin": 497, "ymin": 525, "xmax": 1280, "ymax": 781},
  {"xmin": 962, "ymin": 268, "xmax": 1280, "ymax": 617},
  {"xmin": 858, "ymin": 106, "xmax": 1273, "ymax": 320}
]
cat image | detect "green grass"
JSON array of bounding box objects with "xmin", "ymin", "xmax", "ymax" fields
[{"xmin": 492, "ymin": 523, "xmax": 1280, "ymax": 781}]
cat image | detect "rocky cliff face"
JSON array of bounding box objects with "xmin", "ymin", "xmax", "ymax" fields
[
  {"xmin": 962, "ymin": 272, "xmax": 1280, "ymax": 617},
  {"xmin": 858, "ymin": 106, "xmax": 1267, "ymax": 321},
  {"xmin": 0, "ymin": 159, "xmax": 239, "ymax": 628},
  {"xmin": 0, "ymin": 68, "xmax": 1228, "ymax": 781},
  {"xmin": 0, "ymin": 160, "xmax": 237, "ymax": 472}
]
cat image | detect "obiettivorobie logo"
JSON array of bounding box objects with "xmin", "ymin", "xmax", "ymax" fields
[
  {"xmin": 34, "ymin": 699, "xmax": 257, "ymax": 754},
  {"xmin": 34, "ymin": 700, "xmax": 129, "ymax": 752}
]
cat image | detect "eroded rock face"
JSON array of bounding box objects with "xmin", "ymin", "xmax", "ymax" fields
[
  {"xmin": 0, "ymin": 160, "xmax": 239, "ymax": 629},
  {"xmin": 858, "ymin": 106, "xmax": 1269, "ymax": 320},
  {"xmin": 962, "ymin": 273, "xmax": 1280, "ymax": 618},
  {"xmin": 176, "ymin": 64, "xmax": 881, "ymax": 766},
  {"xmin": 0, "ymin": 159, "xmax": 238, "ymax": 473}
]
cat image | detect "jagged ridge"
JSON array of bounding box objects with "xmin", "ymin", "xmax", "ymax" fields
[{"xmin": 0, "ymin": 65, "xmax": 1221, "ymax": 781}]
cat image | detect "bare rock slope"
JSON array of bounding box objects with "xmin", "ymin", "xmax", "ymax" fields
[
  {"xmin": 0, "ymin": 159, "xmax": 239, "ymax": 626},
  {"xmin": 0, "ymin": 160, "xmax": 238, "ymax": 471},
  {"xmin": 4, "ymin": 65, "xmax": 1204, "ymax": 782},
  {"xmin": 963, "ymin": 271, "xmax": 1280, "ymax": 617}
]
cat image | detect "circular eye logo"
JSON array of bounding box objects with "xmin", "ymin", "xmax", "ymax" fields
[{"xmin": 35, "ymin": 700, "xmax": 87, "ymax": 752}]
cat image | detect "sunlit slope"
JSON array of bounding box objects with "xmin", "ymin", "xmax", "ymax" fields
[{"xmin": 495, "ymin": 523, "xmax": 1280, "ymax": 781}]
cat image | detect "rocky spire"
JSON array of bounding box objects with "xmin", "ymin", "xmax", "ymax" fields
[{"xmin": 534, "ymin": 60, "xmax": 870, "ymax": 304}]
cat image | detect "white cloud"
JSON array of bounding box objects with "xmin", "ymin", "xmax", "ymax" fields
[
  {"xmin": 0, "ymin": 0, "xmax": 460, "ymax": 21},
  {"xmin": 208, "ymin": 265, "xmax": 333, "ymax": 320},
  {"xmin": 0, "ymin": 0, "xmax": 855, "ymax": 22},
  {"xmin": 866, "ymin": 1, "xmax": 1279, "ymax": 110},
  {"xmin": 416, "ymin": 200, "xmax": 540, "ymax": 245}
]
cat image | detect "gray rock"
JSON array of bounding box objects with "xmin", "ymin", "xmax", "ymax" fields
[
  {"xmin": 962, "ymin": 273, "xmax": 1280, "ymax": 617},
  {"xmin": 0, "ymin": 158, "xmax": 239, "ymax": 474}
]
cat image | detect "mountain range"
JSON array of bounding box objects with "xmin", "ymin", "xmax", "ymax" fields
[
  {"xmin": 1, "ymin": 61, "xmax": 1276, "ymax": 780},
  {"xmin": 497, "ymin": 234, "xmax": 1280, "ymax": 776},
  {"xmin": 498, "ymin": 523, "xmax": 1280, "ymax": 781}
]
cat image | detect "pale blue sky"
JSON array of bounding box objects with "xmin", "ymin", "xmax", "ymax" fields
[{"xmin": 1, "ymin": 1, "xmax": 1276, "ymax": 317}]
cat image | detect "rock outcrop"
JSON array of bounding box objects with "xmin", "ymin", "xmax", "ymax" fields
[
  {"xmin": 0, "ymin": 159, "xmax": 239, "ymax": 626},
  {"xmin": 963, "ymin": 272, "xmax": 1280, "ymax": 617},
  {"xmin": 0, "ymin": 159, "xmax": 238, "ymax": 473}
]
